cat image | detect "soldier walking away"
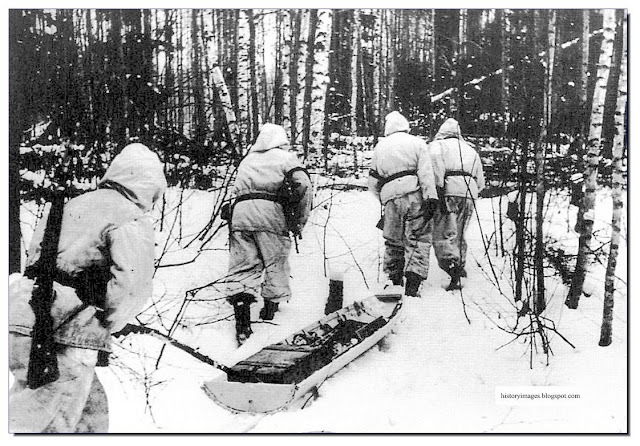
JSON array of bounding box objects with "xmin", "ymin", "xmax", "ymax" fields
[
  {"xmin": 368, "ymin": 111, "xmax": 439, "ymax": 297},
  {"xmin": 429, "ymin": 118, "xmax": 485, "ymax": 291},
  {"xmin": 225, "ymin": 123, "xmax": 312, "ymax": 345},
  {"xmin": 9, "ymin": 143, "xmax": 167, "ymax": 432}
]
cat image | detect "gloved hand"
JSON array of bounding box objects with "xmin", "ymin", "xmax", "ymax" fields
[
  {"xmin": 422, "ymin": 199, "xmax": 439, "ymax": 222},
  {"xmin": 220, "ymin": 202, "xmax": 232, "ymax": 221}
]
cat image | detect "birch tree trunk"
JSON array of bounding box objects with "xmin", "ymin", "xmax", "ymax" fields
[
  {"xmin": 450, "ymin": 9, "xmax": 467, "ymax": 119},
  {"xmin": 581, "ymin": 11, "xmax": 591, "ymax": 105},
  {"xmin": 387, "ymin": 10, "xmax": 396, "ymax": 112},
  {"xmin": 376, "ymin": 10, "xmax": 385, "ymax": 131},
  {"xmin": 229, "ymin": 10, "xmax": 241, "ymax": 143},
  {"xmin": 322, "ymin": 9, "xmax": 340, "ymax": 171},
  {"xmin": 534, "ymin": 10, "xmax": 556, "ymax": 315},
  {"xmin": 566, "ymin": 9, "xmax": 617, "ymax": 309},
  {"xmin": 164, "ymin": 10, "xmax": 175, "ymax": 131},
  {"xmin": 257, "ymin": 13, "xmax": 269, "ymax": 123},
  {"xmin": 301, "ymin": 9, "xmax": 319, "ymax": 160},
  {"xmin": 350, "ymin": 9, "xmax": 360, "ymax": 136},
  {"xmin": 350, "ymin": 9, "xmax": 360, "ymax": 172},
  {"xmin": 372, "ymin": 10, "xmax": 382, "ymax": 141},
  {"xmin": 212, "ymin": 66, "xmax": 240, "ymax": 154},
  {"xmin": 459, "ymin": 8, "xmax": 468, "ymax": 58},
  {"xmin": 288, "ymin": 11, "xmax": 302, "ymax": 146},
  {"xmin": 427, "ymin": 10, "xmax": 436, "ymax": 92},
  {"xmin": 310, "ymin": 9, "xmax": 331, "ymax": 162},
  {"xmin": 274, "ymin": 10, "xmax": 285, "ymax": 125},
  {"xmin": 280, "ymin": 11, "xmax": 292, "ymax": 130},
  {"xmin": 200, "ymin": 11, "xmax": 216, "ymax": 138},
  {"xmin": 247, "ymin": 9, "xmax": 260, "ymax": 141},
  {"xmin": 599, "ymin": 14, "xmax": 626, "ymax": 347},
  {"xmin": 361, "ymin": 10, "xmax": 376, "ymax": 138},
  {"xmin": 236, "ymin": 10, "xmax": 251, "ymax": 146},
  {"xmin": 500, "ymin": 9, "xmax": 512, "ymax": 137}
]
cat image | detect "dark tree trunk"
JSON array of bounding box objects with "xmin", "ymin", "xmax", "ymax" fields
[
  {"xmin": 142, "ymin": 9, "xmax": 154, "ymax": 140},
  {"xmin": 191, "ymin": 9, "xmax": 207, "ymax": 153},
  {"xmin": 110, "ymin": 10, "xmax": 127, "ymax": 147},
  {"xmin": 9, "ymin": 9, "xmax": 26, "ymax": 274}
]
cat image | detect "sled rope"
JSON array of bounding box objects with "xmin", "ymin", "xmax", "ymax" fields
[{"xmin": 114, "ymin": 323, "xmax": 232, "ymax": 374}]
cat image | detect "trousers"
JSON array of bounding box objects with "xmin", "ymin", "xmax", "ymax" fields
[
  {"xmin": 382, "ymin": 191, "xmax": 433, "ymax": 279},
  {"xmin": 227, "ymin": 230, "xmax": 292, "ymax": 303},
  {"xmin": 432, "ymin": 196, "xmax": 475, "ymax": 272}
]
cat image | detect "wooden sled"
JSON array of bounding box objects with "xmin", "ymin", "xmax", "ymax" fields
[{"xmin": 203, "ymin": 295, "xmax": 403, "ymax": 414}]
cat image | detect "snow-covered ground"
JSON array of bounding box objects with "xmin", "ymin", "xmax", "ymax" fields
[{"xmin": 13, "ymin": 181, "xmax": 628, "ymax": 433}]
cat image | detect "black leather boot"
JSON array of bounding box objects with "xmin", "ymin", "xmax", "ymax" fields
[
  {"xmin": 446, "ymin": 266, "xmax": 463, "ymax": 291},
  {"xmin": 389, "ymin": 272, "xmax": 404, "ymax": 286},
  {"xmin": 404, "ymin": 271, "xmax": 423, "ymax": 297},
  {"xmin": 324, "ymin": 278, "xmax": 344, "ymax": 315},
  {"xmin": 259, "ymin": 300, "xmax": 279, "ymax": 321},
  {"xmin": 231, "ymin": 293, "xmax": 254, "ymax": 345}
]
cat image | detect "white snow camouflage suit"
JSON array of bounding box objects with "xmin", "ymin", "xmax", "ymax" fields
[
  {"xmin": 226, "ymin": 123, "xmax": 312, "ymax": 304},
  {"xmin": 368, "ymin": 111, "xmax": 438, "ymax": 280},
  {"xmin": 429, "ymin": 118, "xmax": 485, "ymax": 273},
  {"xmin": 9, "ymin": 143, "xmax": 167, "ymax": 433}
]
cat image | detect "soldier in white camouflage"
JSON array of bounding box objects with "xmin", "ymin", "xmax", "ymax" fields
[
  {"xmin": 429, "ymin": 118, "xmax": 485, "ymax": 290},
  {"xmin": 225, "ymin": 124, "xmax": 312, "ymax": 345},
  {"xmin": 368, "ymin": 111, "xmax": 439, "ymax": 297}
]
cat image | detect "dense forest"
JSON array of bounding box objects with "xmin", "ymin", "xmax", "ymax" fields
[
  {"xmin": 9, "ymin": 8, "xmax": 627, "ymax": 346},
  {"xmin": 9, "ymin": 10, "xmax": 627, "ymax": 157}
]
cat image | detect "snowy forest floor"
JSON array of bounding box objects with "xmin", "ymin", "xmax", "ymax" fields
[{"xmin": 12, "ymin": 179, "xmax": 628, "ymax": 434}]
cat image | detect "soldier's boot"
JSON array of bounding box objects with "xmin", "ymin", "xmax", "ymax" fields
[
  {"xmin": 446, "ymin": 265, "xmax": 463, "ymax": 291},
  {"xmin": 259, "ymin": 300, "xmax": 279, "ymax": 321},
  {"xmin": 404, "ymin": 271, "xmax": 424, "ymax": 297},
  {"xmin": 231, "ymin": 293, "xmax": 254, "ymax": 346},
  {"xmin": 389, "ymin": 272, "xmax": 404, "ymax": 286}
]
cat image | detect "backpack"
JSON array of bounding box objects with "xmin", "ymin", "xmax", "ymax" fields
[{"xmin": 277, "ymin": 166, "xmax": 310, "ymax": 238}]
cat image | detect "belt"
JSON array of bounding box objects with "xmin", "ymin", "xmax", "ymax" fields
[
  {"xmin": 234, "ymin": 192, "xmax": 283, "ymax": 205},
  {"xmin": 444, "ymin": 170, "xmax": 473, "ymax": 178},
  {"xmin": 370, "ymin": 169, "xmax": 417, "ymax": 188}
]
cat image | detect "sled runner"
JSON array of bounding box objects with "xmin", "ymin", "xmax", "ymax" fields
[{"xmin": 202, "ymin": 295, "xmax": 403, "ymax": 414}]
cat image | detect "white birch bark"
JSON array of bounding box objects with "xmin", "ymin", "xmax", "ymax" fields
[
  {"xmin": 567, "ymin": 9, "xmax": 617, "ymax": 308},
  {"xmin": 309, "ymin": 9, "xmax": 332, "ymax": 158},
  {"xmin": 236, "ymin": 10, "xmax": 251, "ymax": 146},
  {"xmin": 212, "ymin": 66, "xmax": 240, "ymax": 153},
  {"xmin": 600, "ymin": 13, "xmax": 626, "ymax": 346}
]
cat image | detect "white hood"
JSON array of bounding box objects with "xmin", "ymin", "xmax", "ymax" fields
[
  {"xmin": 384, "ymin": 111, "xmax": 410, "ymax": 136},
  {"xmin": 250, "ymin": 123, "xmax": 290, "ymax": 153},
  {"xmin": 434, "ymin": 118, "xmax": 463, "ymax": 141},
  {"xmin": 98, "ymin": 143, "xmax": 167, "ymax": 212}
]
